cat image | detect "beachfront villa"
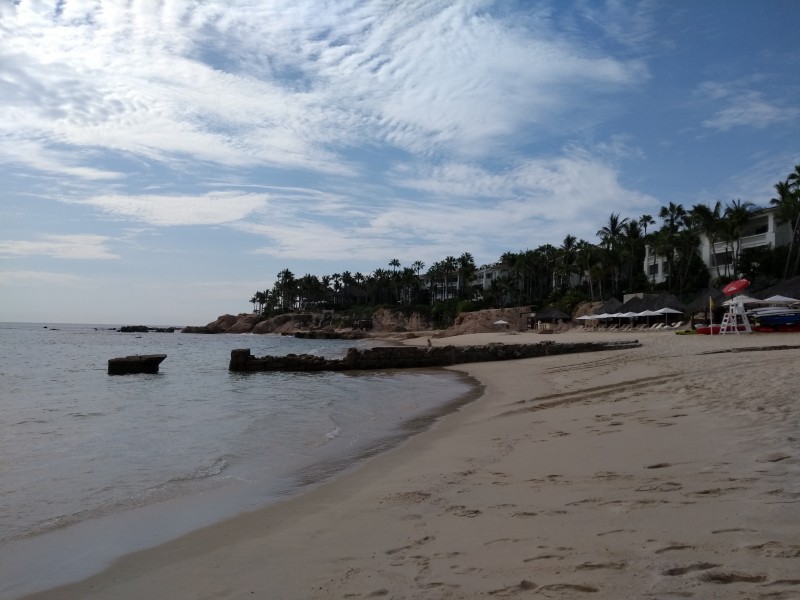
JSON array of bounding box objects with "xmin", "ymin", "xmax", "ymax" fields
[{"xmin": 644, "ymin": 206, "xmax": 793, "ymax": 285}]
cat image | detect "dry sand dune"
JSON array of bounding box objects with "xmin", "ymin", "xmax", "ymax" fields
[{"xmin": 25, "ymin": 330, "xmax": 800, "ymax": 599}]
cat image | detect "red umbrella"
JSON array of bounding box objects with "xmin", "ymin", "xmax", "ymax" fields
[{"xmin": 722, "ymin": 278, "xmax": 750, "ymax": 296}]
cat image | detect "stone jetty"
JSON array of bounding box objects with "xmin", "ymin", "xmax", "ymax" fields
[{"xmin": 229, "ymin": 340, "xmax": 640, "ymax": 372}]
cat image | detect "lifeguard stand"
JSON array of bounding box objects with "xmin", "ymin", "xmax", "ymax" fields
[
  {"xmin": 718, "ymin": 279, "xmax": 753, "ymax": 335},
  {"xmin": 719, "ymin": 297, "xmax": 752, "ymax": 334}
]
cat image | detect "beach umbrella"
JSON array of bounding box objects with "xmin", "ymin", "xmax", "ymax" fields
[
  {"xmin": 722, "ymin": 278, "xmax": 750, "ymax": 296},
  {"xmin": 764, "ymin": 294, "xmax": 800, "ymax": 304},
  {"xmin": 722, "ymin": 295, "xmax": 761, "ymax": 306},
  {"xmin": 621, "ymin": 311, "xmax": 638, "ymax": 324},
  {"xmin": 656, "ymin": 306, "xmax": 682, "ymax": 323},
  {"xmin": 636, "ymin": 309, "xmax": 660, "ymax": 325},
  {"xmin": 493, "ymin": 320, "xmax": 509, "ymax": 329}
]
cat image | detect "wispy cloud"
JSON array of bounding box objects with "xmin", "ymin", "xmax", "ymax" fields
[
  {"xmin": 0, "ymin": 270, "xmax": 85, "ymax": 285},
  {"xmin": 1, "ymin": 0, "xmax": 647, "ymax": 180},
  {"xmin": 0, "ymin": 235, "xmax": 119, "ymax": 259},
  {"xmin": 698, "ymin": 81, "xmax": 800, "ymax": 131},
  {"xmin": 77, "ymin": 192, "xmax": 269, "ymax": 226}
]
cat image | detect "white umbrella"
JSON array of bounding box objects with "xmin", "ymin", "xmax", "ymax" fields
[
  {"xmin": 576, "ymin": 315, "xmax": 594, "ymax": 320},
  {"xmin": 493, "ymin": 319, "xmax": 509, "ymax": 326},
  {"xmin": 656, "ymin": 307, "xmax": 683, "ymax": 323},
  {"xmin": 722, "ymin": 295, "xmax": 763, "ymax": 306},
  {"xmin": 764, "ymin": 294, "xmax": 800, "ymax": 304},
  {"xmin": 636, "ymin": 309, "xmax": 660, "ymax": 325}
]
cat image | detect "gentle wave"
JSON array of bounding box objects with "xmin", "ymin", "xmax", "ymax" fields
[
  {"xmin": 13, "ymin": 457, "xmax": 231, "ymax": 541},
  {"xmin": 165, "ymin": 457, "xmax": 229, "ymax": 484},
  {"xmin": 323, "ymin": 426, "xmax": 341, "ymax": 441}
]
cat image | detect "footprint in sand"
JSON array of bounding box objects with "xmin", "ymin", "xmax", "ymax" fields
[
  {"xmin": 698, "ymin": 571, "xmax": 767, "ymax": 584},
  {"xmin": 662, "ymin": 562, "xmax": 719, "ymax": 576},
  {"xmin": 646, "ymin": 463, "xmax": 672, "ymax": 469},
  {"xmin": 636, "ymin": 482, "xmax": 683, "ymax": 492},
  {"xmin": 576, "ymin": 561, "xmax": 626, "ymax": 570},
  {"xmin": 380, "ymin": 490, "xmax": 432, "ymax": 505},
  {"xmin": 596, "ymin": 529, "xmax": 635, "ymax": 536},
  {"xmin": 385, "ymin": 535, "xmax": 435, "ymax": 555},
  {"xmin": 747, "ymin": 541, "xmax": 800, "ymax": 558},
  {"xmin": 756, "ymin": 452, "xmax": 792, "ymax": 463},
  {"xmin": 654, "ymin": 544, "xmax": 695, "ymax": 554},
  {"xmin": 537, "ymin": 583, "xmax": 599, "ymax": 593},
  {"xmin": 487, "ymin": 580, "xmax": 537, "ymax": 596},
  {"xmin": 444, "ymin": 505, "xmax": 482, "ymax": 518},
  {"xmin": 523, "ymin": 553, "xmax": 566, "ymax": 562},
  {"xmin": 684, "ymin": 486, "xmax": 744, "ymax": 498}
]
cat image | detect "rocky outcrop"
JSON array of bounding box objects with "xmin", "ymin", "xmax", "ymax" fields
[
  {"xmin": 370, "ymin": 308, "xmax": 433, "ymax": 332},
  {"xmin": 229, "ymin": 340, "xmax": 640, "ymax": 372},
  {"xmin": 439, "ymin": 307, "xmax": 530, "ymax": 337},
  {"xmin": 120, "ymin": 325, "xmax": 177, "ymax": 333}
]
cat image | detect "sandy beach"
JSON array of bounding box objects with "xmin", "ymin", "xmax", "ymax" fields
[{"xmin": 24, "ymin": 329, "xmax": 800, "ymax": 599}]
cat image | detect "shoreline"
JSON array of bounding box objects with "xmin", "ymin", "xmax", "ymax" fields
[{"xmin": 21, "ymin": 330, "xmax": 800, "ymax": 599}]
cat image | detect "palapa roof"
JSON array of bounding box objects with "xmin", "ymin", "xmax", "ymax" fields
[
  {"xmin": 620, "ymin": 293, "xmax": 684, "ymax": 313},
  {"xmin": 532, "ymin": 306, "xmax": 570, "ymax": 321},
  {"xmin": 753, "ymin": 275, "xmax": 800, "ymax": 300}
]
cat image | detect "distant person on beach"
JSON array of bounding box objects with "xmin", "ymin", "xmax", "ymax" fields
[{"xmin": 427, "ymin": 337, "xmax": 432, "ymax": 347}]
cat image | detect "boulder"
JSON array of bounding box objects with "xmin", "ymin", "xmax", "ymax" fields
[{"xmin": 108, "ymin": 354, "xmax": 167, "ymax": 375}]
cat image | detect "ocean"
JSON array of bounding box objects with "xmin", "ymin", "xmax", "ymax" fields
[{"xmin": 0, "ymin": 322, "xmax": 479, "ymax": 598}]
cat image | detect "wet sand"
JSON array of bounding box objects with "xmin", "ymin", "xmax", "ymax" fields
[{"xmin": 23, "ymin": 329, "xmax": 800, "ymax": 599}]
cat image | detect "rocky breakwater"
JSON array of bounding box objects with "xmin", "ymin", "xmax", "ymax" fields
[{"xmin": 229, "ymin": 340, "xmax": 641, "ymax": 372}]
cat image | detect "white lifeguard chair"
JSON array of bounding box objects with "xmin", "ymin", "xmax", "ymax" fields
[
  {"xmin": 719, "ymin": 278, "xmax": 753, "ymax": 335},
  {"xmin": 719, "ymin": 297, "xmax": 752, "ymax": 334}
]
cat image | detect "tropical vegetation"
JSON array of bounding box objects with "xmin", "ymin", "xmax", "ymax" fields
[{"xmin": 250, "ymin": 165, "xmax": 800, "ymax": 325}]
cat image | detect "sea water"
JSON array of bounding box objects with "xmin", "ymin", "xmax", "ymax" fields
[{"xmin": 0, "ymin": 322, "xmax": 478, "ymax": 598}]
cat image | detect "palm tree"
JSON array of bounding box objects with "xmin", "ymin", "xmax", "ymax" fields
[
  {"xmin": 426, "ymin": 262, "xmax": 444, "ymax": 302},
  {"xmin": 597, "ymin": 213, "xmax": 629, "ymax": 295},
  {"xmin": 659, "ymin": 202, "xmax": 687, "ymax": 234},
  {"xmin": 723, "ymin": 199, "xmax": 754, "ymax": 277},
  {"xmin": 622, "ymin": 220, "xmax": 645, "ymax": 290},
  {"xmin": 638, "ymin": 214, "xmax": 655, "ymax": 237},
  {"xmin": 576, "ymin": 239, "xmax": 598, "ymax": 300},
  {"xmin": 275, "ymin": 268, "xmax": 296, "ymax": 311},
  {"xmin": 690, "ymin": 201, "xmax": 723, "ymax": 281},
  {"xmin": 597, "ymin": 213, "xmax": 629, "ymax": 249},
  {"xmin": 456, "ymin": 252, "xmax": 476, "ymax": 300},
  {"xmin": 771, "ymin": 178, "xmax": 800, "ymax": 278},
  {"xmin": 442, "ymin": 256, "xmax": 457, "ymax": 301},
  {"xmin": 557, "ymin": 235, "xmax": 578, "ymax": 290}
]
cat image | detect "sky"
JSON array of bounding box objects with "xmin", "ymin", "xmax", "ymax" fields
[{"xmin": 1, "ymin": 0, "xmax": 799, "ymax": 325}]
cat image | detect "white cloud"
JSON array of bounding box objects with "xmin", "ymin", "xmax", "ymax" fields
[
  {"xmin": 0, "ymin": 0, "xmax": 647, "ymax": 180},
  {"xmin": 233, "ymin": 151, "xmax": 658, "ymax": 265},
  {"xmin": 698, "ymin": 82, "xmax": 800, "ymax": 131},
  {"xmin": 77, "ymin": 191, "xmax": 269, "ymax": 226},
  {"xmin": 0, "ymin": 235, "xmax": 119, "ymax": 259}
]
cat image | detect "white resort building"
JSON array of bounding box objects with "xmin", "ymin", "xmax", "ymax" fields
[{"xmin": 644, "ymin": 206, "xmax": 793, "ymax": 284}]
